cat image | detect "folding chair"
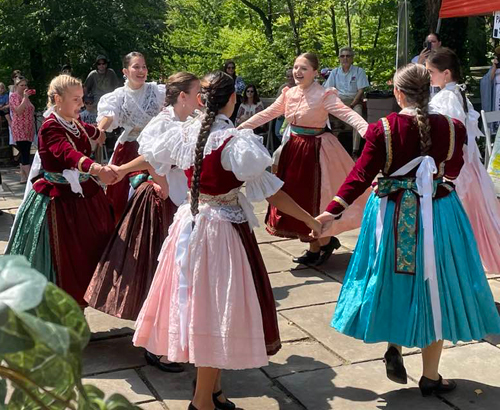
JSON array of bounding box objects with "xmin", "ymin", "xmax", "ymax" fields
[{"xmin": 480, "ymin": 109, "xmax": 500, "ymax": 168}]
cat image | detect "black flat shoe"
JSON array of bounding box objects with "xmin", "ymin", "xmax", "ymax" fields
[
  {"xmin": 292, "ymin": 250, "xmax": 320, "ymax": 265},
  {"xmin": 384, "ymin": 346, "xmax": 407, "ymax": 384},
  {"xmin": 213, "ymin": 390, "xmax": 236, "ymax": 410},
  {"xmin": 316, "ymin": 237, "xmax": 341, "ymax": 266},
  {"xmin": 144, "ymin": 351, "xmax": 184, "ymax": 373},
  {"xmin": 419, "ymin": 375, "xmax": 457, "ymax": 397}
]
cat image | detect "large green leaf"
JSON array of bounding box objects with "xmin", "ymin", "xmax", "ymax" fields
[{"xmin": 0, "ymin": 256, "xmax": 47, "ymax": 316}]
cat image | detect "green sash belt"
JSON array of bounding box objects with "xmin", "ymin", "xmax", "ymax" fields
[
  {"xmin": 375, "ymin": 177, "xmax": 445, "ymax": 274},
  {"xmin": 44, "ymin": 171, "xmax": 90, "ymax": 184},
  {"xmin": 290, "ymin": 125, "xmax": 325, "ymax": 136}
]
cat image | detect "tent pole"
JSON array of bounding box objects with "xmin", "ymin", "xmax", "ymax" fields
[{"xmin": 436, "ymin": 18, "xmax": 442, "ymax": 34}]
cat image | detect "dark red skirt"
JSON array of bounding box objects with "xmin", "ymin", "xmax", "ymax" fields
[
  {"xmin": 48, "ymin": 190, "xmax": 114, "ymax": 306},
  {"xmin": 266, "ymin": 133, "xmax": 321, "ymax": 241},
  {"xmin": 106, "ymin": 140, "xmax": 140, "ymax": 224},
  {"xmin": 85, "ymin": 182, "xmax": 178, "ymax": 320},
  {"xmin": 233, "ymin": 222, "xmax": 281, "ymax": 356}
]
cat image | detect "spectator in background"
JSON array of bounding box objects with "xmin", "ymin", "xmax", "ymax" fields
[
  {"xmin": 0, "ymin": 82, "xmax": 11, "ymax": 126},
  {"xmin": 411, "ymin": 33, "xmax": 442, "ymax": 65},
  {"xmin": 80, "ymin": 94, "xmax": 97, "ymax": 125},
  {"xmin": 223, "ymin": 59, "xmax": 245, "ymax": 123},
  {"xmin": 323, "ymin": 46, "xmax": 369, "ymax": 157},
  {"xmin": 84, "ymin": 55, "xmax": 121, "ymax": 104},
  {"xmin": 480, "ymin": 45, "xmax": 500, "ymax": 132},
  {"xmin": 61, "ymin": 64, "xmax": 72, "ymax": 75},
  {"xmin": 236, "ymin": 84, "xmax": 265, "ymax": 134},
  {"xmin": 278, "ymin": 68, "xmax": 295, "ymax": 95},
  {"xmin": 9, "ymin": 76, "xmax": 35, "ymax": 183}
]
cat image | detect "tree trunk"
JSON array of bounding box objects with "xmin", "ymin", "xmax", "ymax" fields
[
  {"xmin": 370, "ymin": 14, "xmax": 383, "ymax": 72},
  {"xmin": 239, "ymin": 0, "xmax": 274, "ymax": 43},
  {"xmin": 286, "ymin": 0, "xmax": 301, "ymax": 55},
  {"xmin": 344, "ymin": 0, "xmax": 352, "ymax": 47},
  {"xmin": 330, "ymin": 4, "xmax": 339, "ymax": 56}
]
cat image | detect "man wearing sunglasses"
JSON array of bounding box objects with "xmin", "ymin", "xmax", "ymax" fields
[
  {"xmin": 84, "ymin": 55, "xmax": 121, "ymax": 104},
  {"xmin": 323, "ymin": 46, "xmax": 369, "ymax": 157}
]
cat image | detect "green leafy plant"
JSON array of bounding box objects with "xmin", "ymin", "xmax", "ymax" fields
[{"xmin": 0, "ymin": 256, "xmax": 141, "ymax": 410}]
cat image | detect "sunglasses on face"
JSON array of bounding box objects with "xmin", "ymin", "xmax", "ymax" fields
[
  {"xmin": 97, "ymin": 62, "xmax": 107, "ymax": 66},
  {"xmin": 340, "ymin": 55, "xmax": 353, "ymax": 58},
  {"xmin": 246, "ymin": 90, "xmax": 255, "ymax": 93},
  {"xmin": 227, "ymin": 66, "xmax": 235, "ymax": 69}
]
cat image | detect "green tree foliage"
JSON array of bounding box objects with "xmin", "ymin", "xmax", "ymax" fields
[
  {"xmin": 0, "ymin": 256, "xmax": 141, "ymax": 410},
  {"xmin": 0, "ymin": 0, "xmax": 166, "ymax": 107}
]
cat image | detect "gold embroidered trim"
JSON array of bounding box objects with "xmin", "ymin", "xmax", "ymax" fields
[
  {"xmin": 333, "ymin": 196, "xmax": 348, "ymax": 209},
  {"xmin": 77, "ymin": 156, "xmax": 88, "ymax": 172},
  {"xmin": 381, "ymin": 117, "xmax": 392, "ymax": 174}
]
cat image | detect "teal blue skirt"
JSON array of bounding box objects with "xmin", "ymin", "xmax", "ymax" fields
[{"xmin": 331, "ymin": 191, "xmax": 500, "ymax": 348}]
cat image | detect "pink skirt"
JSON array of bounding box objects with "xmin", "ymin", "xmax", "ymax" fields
[
  {"xmin": 133, "ymin": 205, "xmax": 270, "ymax": 370},
  {"xmin": 456, "ymin": 148, "xmax": 500, "ymax": 274}
]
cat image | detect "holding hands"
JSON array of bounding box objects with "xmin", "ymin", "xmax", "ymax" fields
[
  {"xmin": 309, "ymin": 212, "xmax": 338, "ymax": 239},
  {"xmin": 96, "ymin": 129, "xmax": 107, "ymax": 146},
  {"xmin": 90, "ymin": 163, "xmax": 120, "ymax": 185}
]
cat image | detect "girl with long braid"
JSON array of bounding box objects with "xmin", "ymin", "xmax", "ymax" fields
[
  {"xmin": 315, "ymin": 64, "xmax": 500, "ymax": 395},
  {"xmin": 133, "ymin": 71, "xmax": 321, "ymax": 410},
  {"xmin": 426, "ymin": 47, "xmax": 500, "ymax": 275}
]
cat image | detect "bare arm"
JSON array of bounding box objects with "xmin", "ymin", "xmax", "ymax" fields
[
  {"xmin": 97, "ymin": 116, "xmax": 114, "ymax": 132},
  {"xmin": 267, "ymin": 190, "xmax": 321, "ymax": 236}
]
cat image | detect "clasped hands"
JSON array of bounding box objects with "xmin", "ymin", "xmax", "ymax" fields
[{"xmin": 309, "ymin": 212, "xmax": 338, "ymax": 239}]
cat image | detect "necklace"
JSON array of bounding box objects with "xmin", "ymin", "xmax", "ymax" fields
[{"xmin": 54, "ymin": 112, "xmax": 80, "ymax": 138}]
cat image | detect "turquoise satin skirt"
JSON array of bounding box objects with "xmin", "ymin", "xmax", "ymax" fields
[{"xmin": 331, "ymin": 191, "xmax": 500, "ymax": 348}]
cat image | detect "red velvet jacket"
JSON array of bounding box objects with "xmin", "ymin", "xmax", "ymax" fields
[
  {"xmin": 33, "ymin": 114, "xmax": 101, "ymax": 198},
  {"xmin": 326, "ymin": 112, "xmax": 466, "ymax": 215},
  {"xmin": 185, "ymin": 138, "xmax": 242, "ymax": 195}
]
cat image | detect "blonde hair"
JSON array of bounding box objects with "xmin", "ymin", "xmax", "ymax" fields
[{"xmin": 46, "ymin": 74, "xmax": 82, "ymax": 110}]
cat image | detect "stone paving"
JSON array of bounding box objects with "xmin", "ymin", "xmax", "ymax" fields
[{"xmin": 1, "ymin": 166, "xmax": 500, "ymax": 410}]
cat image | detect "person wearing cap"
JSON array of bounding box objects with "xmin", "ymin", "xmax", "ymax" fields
[
  {"xmin": 323, "ymin": 46, "xmax": 369, "ymax": 157},
  {"xmin": 80, "ymin": 94, "xmax": 97, "ymax": 126},
  {"xmin": 480, "ymin": 45, "xmax": 500, "ymax": 131},
  {"xmin": 84, "ymin": 55, "xmax": 121, "ymax": 104}
]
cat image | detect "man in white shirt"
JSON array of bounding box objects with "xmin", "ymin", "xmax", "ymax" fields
[{"xmin": 323, "ymin": 46, "xmax": 369, "ymax": 156}]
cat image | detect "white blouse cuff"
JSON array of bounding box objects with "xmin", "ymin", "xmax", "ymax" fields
[{"xmin": 246, "ymin": 171, "xmax": 284, "ymax": 202}]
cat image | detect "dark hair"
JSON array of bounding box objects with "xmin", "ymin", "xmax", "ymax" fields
[
  {"xmin": 223, "ymin": 60, "xmax": 236, "ymax": 79},
  {"xmin": 393, "ymin": 63, "xmax": 432, "ymax": 155},
  {"xmin": 190, "ymin": 71, "xmax": 235, "ymax": 217},
  {"xmin": 296, "ymin": 53, "xmax": 319, "ymax": 71},
  {"xmin": 11, "ymin": 70, "xmax": 21, "ymax": 81},
  {"xmin": 61, "ymin": 64, "xmax": 72, "ymax": 72},
  {"xmin": 428, "ymin": 32, "xmax": 441, "ymax": 42},
  {"xmin": 427, "ymin": 47, "xmax": 461, "ymax": 82},
  {"xmin": 123, "ymin": 51, "xmax": 145, "ymax": 69},
  {"xmin": 242, "ymin": 84, "xmax": 260, "ymax": 104},
  {"xmin": 165, "ymin": 72, "xmax": 199, "ymax": 106}
]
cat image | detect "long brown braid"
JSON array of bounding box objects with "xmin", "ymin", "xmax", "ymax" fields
[
  {"xmin": 394, "ymin": 64, "xmax": 432, "ymax": 155},
  {"xmin": 190, "ymin": 71, "xmax": 235, "ymax": 217}
]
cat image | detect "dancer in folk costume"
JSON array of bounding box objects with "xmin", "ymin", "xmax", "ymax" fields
[
  {"xmin": 97, "ymin": 51, "xmax": 166, "ymax": 223},
  {"xmin": 85, "ymin": 72, "xmax": 201, "ymax": 373},
  {"xmin": 426, "ymin": 48, "xmax": 500, "ymax": 275},
  {"xmin": 239, "ymin": 53, "xmax": 369, "ymax": 266},
  {"xmin": 133, "ymin": 71, "xmax": 321, "ymax": 410},
  {"xmin": 316, "ymin": 64, "xmax": 500, "ymax": 395},
  {"xmin": 6, "ymin": 75, "xmax": 116, "ymax": 306}
]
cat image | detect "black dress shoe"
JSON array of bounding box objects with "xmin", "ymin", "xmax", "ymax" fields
[
  {"xmin": 316, "ymin": 237, "xmax": 341, "ymax": 265},
  {"xmin": 384, "ymin": 346, "xmax": 407, "ymax": 384},
  {"xmin": 213, "ymin": 390, "xmax": 236, "ymax": 410},
  {"xmin": 292, "ymin": 250, "xmax": 320, "ymax": 265},
  {"xmin": 144, "ymin": 351, "xmax": 184, "ymax": 373},
  {"xmin": 419, "ymin": 375, "xmax": 457, "ymax": 397}
]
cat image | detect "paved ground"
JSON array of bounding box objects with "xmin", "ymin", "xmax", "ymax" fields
[{"xmin": 1, "ymin": 166, "xmax": 500, "ymax": 410}]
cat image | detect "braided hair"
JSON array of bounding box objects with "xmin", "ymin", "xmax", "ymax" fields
[
  {"xmin": 394, "ymin": 64, "xmax": 432, "ymax": 155},
  {"xmin": 190, "ymin": 71, "xmax": 235, "ymax": 217}
]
